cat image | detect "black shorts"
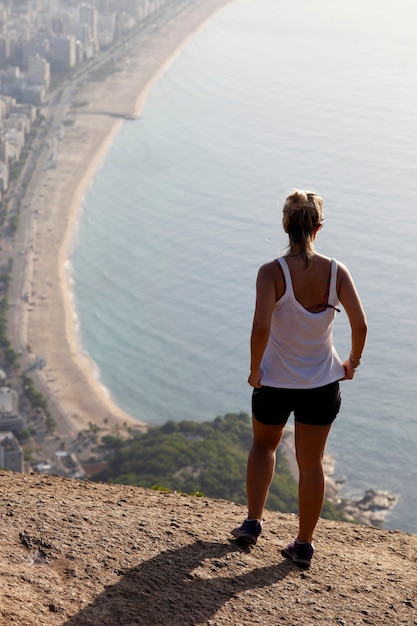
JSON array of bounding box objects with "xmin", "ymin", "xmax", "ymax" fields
[{"xmin": 251, "ymin": 381, "xmax": 341, "ymax": 426}]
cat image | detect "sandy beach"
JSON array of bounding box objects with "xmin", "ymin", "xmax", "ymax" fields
[{"xmin": 20, "ymin": 0, "xmax": 233, "ymax": 436}]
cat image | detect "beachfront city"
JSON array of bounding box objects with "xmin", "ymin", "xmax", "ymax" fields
[{"xmin": 0, "ymin": 0, "xmax": 230, "ymax": 478}]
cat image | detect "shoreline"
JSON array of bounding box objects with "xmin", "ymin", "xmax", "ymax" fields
[{"xmin": 22, "ymin": 0, "xmax": 234, "ymax": 436}]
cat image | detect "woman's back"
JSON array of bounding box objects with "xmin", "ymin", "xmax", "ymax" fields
[
  {"xmin": 282, "ymin": 253, "xmax": 335, "ymax": 313},
  {"xmin": 260, "ymin": 255, "xmax": 345, "ymax": 389}
]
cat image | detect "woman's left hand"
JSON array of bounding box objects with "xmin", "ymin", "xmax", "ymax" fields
[{"xmin": 341, "ymin": 360, "xmax": 356, "ymax": 380}]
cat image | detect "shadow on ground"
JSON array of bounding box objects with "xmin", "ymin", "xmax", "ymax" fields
[{"xmin": 63, "ymin": 539, "xmax": 293, "ymax": 625}]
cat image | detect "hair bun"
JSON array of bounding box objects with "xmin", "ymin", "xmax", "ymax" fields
[{"xmin": 287, "ymin": 189, "xmax": 309, "ymax": 208}]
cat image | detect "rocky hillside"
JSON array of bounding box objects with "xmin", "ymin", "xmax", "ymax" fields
[{"xmin": 0, "ymin": 471, "xmax": 416, "ymax": 625}]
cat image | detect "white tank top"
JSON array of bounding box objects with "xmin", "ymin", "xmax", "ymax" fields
[{"xmin": 259, "ymin": 257, "xmax": 345, "ymax": 389}]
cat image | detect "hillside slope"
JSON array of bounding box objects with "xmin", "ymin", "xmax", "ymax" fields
[{"xmin": 0, "ymin": 471, "xmax": 416, "ymax": 625}]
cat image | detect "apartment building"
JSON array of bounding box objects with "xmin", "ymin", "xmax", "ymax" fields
[{"xmin": 0, "ymin": 431, "xmax": 23, "ymax": 472}]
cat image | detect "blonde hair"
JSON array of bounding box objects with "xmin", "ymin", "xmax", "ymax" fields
[{"xmin": 282, "ymin": 189, "xmax": 324, "ymax": 266}]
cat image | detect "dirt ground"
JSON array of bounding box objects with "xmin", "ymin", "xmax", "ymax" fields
[{"xmin": 0, "ymin": 471, "xmax": 416, "ymax": 625}]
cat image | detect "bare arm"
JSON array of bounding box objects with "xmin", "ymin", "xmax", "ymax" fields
[
  {"xmin": 337, "ymin": 263, "xmax": 368, "ymax": 379},
  {"xmin": 248, "ymin": 263, "xmax": 279, "ymax": 387}
]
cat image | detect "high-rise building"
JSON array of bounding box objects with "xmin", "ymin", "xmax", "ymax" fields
[
  {"xmin": 28, "ymin": 54, "xmax": 50, "ymax": 90},
  {"xmin": 79, "ymin": 4, "xmax": 99, "ymax": 53},
  {"xmin": 50, "ymin": 34, "xmax": 76, "ymax": 68},
  {"xmin": 0, "ymin": 34, "xmax": 11, "ymax": 64},
  {"xmin": 0, "ymin": 431, "xmax": 23, "ymax": 473}
]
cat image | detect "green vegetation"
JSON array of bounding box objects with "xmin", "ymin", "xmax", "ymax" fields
[
  {"xmin": 10, "ymin": 214, "xmax": 19, "ymax": 234},
  {"xmin": 21, "ymin": 374, "xmax": 48, "ymax": 412},
  {"xmin": 0, "ymin": 296, "xmax": 18, "ymax": 366},
  {"xmin": 20, "ymin": 374, "xmax": 55, "ymax": 433},
  {"xmin": 9, "ymin": 161, "xmax": 24, "ymax": 181},
  {"xmin": 93, "ymin": 413, "xmax": 347, "ymax": 521}
]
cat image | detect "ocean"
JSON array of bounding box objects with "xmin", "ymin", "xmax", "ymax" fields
[{"xmin": 72, "ymin": 0, "xmax": 417, "ymax": 533}]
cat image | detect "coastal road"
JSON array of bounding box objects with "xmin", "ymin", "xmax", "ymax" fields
[{"xmin": 5, "ymin": 84, "xmax": 80, "ymax": 443}]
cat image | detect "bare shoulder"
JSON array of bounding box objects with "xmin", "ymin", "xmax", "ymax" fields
[
  {"xmin": 335, "ymin": 261, "xmax": 363, "ymax": 304},
  {"xmin": 258, "ymin": 260, "xmax": 279, "ymax": 276},
  {"xmin": 256, "ymin": 260, "xmax": 285, "ymax": 300},
  {"xmin": 336, "ymin": 261, "xmax": 353, "ymax": 283}
]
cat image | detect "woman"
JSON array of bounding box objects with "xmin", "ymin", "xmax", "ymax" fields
[{"xmin": 231, "ymin": 189, "xmax": 367, "ymax": 568}]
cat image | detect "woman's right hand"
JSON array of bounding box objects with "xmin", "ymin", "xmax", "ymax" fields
[{"xmin": 248, "ymin": 368, "xmax": 262, "ymax": 388}]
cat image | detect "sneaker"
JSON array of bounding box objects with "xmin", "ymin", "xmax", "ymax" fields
[
  {"xmin": 231, "ymin": 519, "xmax": 262, "ymax": 545},
  {"xmin": 282, "ymin": 539, "xmax": 314, "ymax": 568}
]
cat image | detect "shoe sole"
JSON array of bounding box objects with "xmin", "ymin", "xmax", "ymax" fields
[
  {"xmin": 281, "ymin": 548, "xmax": 311, "ymax": 568},
  {"xmin": 231, "ymin": 531, "xmax": 258, "ymax": 545}
]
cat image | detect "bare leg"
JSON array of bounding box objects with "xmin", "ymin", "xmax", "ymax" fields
[
  {"xmin": 246, "ymin": 415, "xmax": 286, "ymax": 520},
  {"xmin": 294, "ymin": 422, "xmax": 332, "ymax": 543}
]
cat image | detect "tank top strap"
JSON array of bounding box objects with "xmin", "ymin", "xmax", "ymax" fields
[
  {"xmin": 275, "ymin": 257, "xmax": 294, "ymax": 295},
  {"xmin": 329, "ymin": 258, "xmax": 338, "ymax": 304}
]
